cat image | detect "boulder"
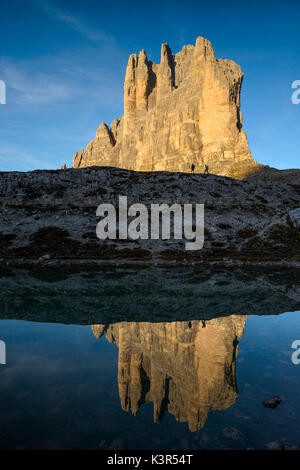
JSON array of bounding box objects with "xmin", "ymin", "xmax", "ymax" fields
[{"xmin": 289, "ymin": 208, "xmax": 300, "ymax": 228}]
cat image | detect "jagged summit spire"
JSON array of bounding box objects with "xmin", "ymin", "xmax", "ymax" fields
[
  {"xmin": 138, "ymin": 49, "xmax": 147, "ymax": 58},
  {"xmin": 160, "ymin": 43, "xmax": 173, "ymax": 63},
  {"xmin": 195, "ymin": 36, "xmax": 215, "ymax": 58},
  {"xmin": 73, "ymin": 36, "xmax": 258, "ymax": 180}
]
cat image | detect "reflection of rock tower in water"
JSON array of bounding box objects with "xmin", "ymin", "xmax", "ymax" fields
[{"xmin": 91, "ymin": 315, "xmax": 246, "ymax": 432}]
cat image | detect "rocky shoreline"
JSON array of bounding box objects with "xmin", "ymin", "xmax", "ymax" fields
[
  {"xmin": 1, "ymin": 257, "xmax": 300, "ymax": 269},
  {"xmin": 1, "ymin": 264, "xmax": 299, "ymax": 324}
]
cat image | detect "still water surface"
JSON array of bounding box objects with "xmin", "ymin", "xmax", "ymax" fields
[{"xmin": 0, "ymin": 310, "xmax": 300, "ymax": 449}]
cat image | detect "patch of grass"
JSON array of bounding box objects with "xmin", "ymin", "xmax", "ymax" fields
[
  {"xmin": 117, "ymin": 247, "xmax": 152, "ymax": 259},
  {"xmin": 244, "ymin": 236, "xmax": 267, "ymax": 249},
  {"xmin": 78, "ymin": 242, "xmax": 152, "ymax": 260},
  {"xmin": 82, "ymin": 231, "xmax": 96, "ymax": 240},
  {"xmin": 7, "ymin": 204, "xmax": 60, "ymax": 214},
  {"xmin": 0, "ymin": 232, "xmax": 16, "ymax": 247},
  {"xmin": 111, "ymin": 181, "xmax": 127, "ymax": 191},
  {"xmin": 204, "ymin": 227, "xmax": 213, "ymax": 241},
  {"xmin": 159, "ymin": 249, "xmax": 190, "ymax": 260},
  {"xmin": 38, "ymin": 205, "xmax": 60, "ymax": 213},
  {"xmin": 217, "ymin": 223, "xmax": 232, "ymax": 230},
  {"xmin": 54, "ymin": 186, "xmax": 67, "ymax": 198},
  {"xmin": 30, "ymin": 226, "xmax": 71, "ymax": 243},
  {"xmin": 237, "ymin": 228, "xmax": 257, "ymax": 239},
  {"xmin": 255, "ymin": 195, "xmax": 268, "ymax": 204},
  {"xmin": 7, "ymin": 226, "xmax": 82, "ymax": 259},
  {"xmin": 248, "ymin": 204, "xmax": 271, "ymax": 215},
  {"xmin": 267, "ymin": 223, "xmax": 300, "ymax": 250},
  {"xmin": 22, "ymin": 187, "xmax": 43, "ymax": 200},
  {"xmin": 86, "ymin": 187, "xmax": 108, "ymax": 196},
  {"xmin": 211, "ymin": 241, "xmax": 225, "ymax": 247},
  {"xmin": 5, "ymin": 228, "xmax": 152, "ymax": 260}
]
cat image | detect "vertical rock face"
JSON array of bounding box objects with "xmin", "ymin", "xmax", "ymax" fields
[
  {"xmin": 92, "ymin": 315, "xmax": 246, "ymax": 431},
  {"xmin": 74, "ymin": 36, "xmax": 259, "ymax": 179}
]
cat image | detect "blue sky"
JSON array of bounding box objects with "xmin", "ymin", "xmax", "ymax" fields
[{"xmin": 0, "ymin": 0, "xmax": 299, "ymax": 171}]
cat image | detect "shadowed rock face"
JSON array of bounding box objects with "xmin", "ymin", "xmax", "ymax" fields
[
  {"xmin": 73, "ymin": 36, "xmax": 259, "ymax": 179},
  {"xmin": 92, "ymin": 316, "xmax": 246, "ymax": 431}
]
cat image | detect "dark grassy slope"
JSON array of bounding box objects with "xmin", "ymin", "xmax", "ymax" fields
[{"xmin": 0, "ymin": 166, "xmax": 299, "ymax": 263}]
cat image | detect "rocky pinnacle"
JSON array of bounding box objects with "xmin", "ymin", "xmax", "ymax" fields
[{"xmin": 73, "ymin": 36, "xmax": 260, "ymax": 178}]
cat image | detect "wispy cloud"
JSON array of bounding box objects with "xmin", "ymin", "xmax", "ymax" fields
[
  {"xmin": 0, "ymin": 145, "xmax": 53, "ymax": 171},
  {"xmin": 0, "ymin": 58, "xmax": 74, "ymax": 104},
  {"xmin": 36, "ymin": 0, "xmax": 113, "ymax": 43},
  {"xmin": 0, "ymin": 52, "xmax": 124, "ymax": 108},
  {"xmin": 0, "ymin": 24, "xmax": 128, "ymax": 110}
]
